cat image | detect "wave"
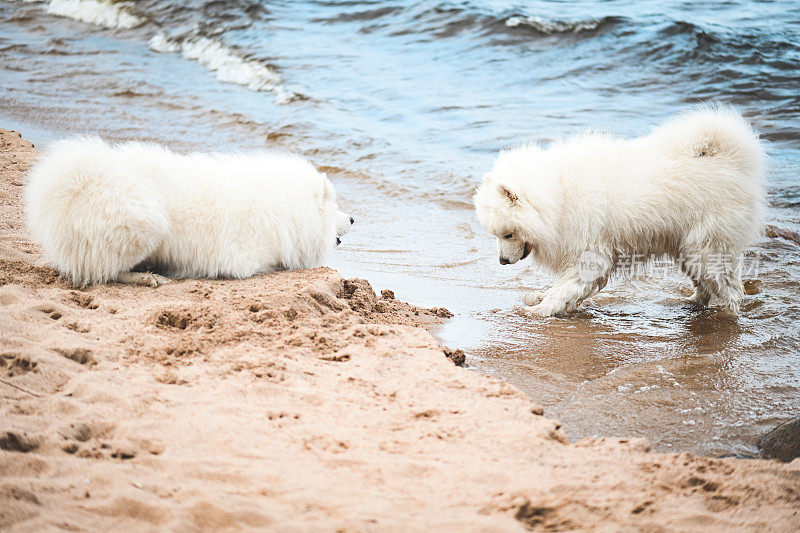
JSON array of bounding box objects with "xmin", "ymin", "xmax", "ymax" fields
[
  {"xmin": 504, "ymin": 15, "xmax": 617, "ymax": 34},
  {"xmin": 45, "ymin": 0, "xmax": 144, "ymax": 30},
  {"xmin": 13, "ymin": 0, "xmax": 303, "ymax": 103},
  {"xmin": 148, "ymin": 34, "xmax": 302, "ymax": 104},
  {"xmin": 311, "ymin": 2, "xmax": 623, "ymax": 41}
]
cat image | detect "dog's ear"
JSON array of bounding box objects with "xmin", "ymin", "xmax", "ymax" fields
[
  {"xmin": 496, "ymin": 182, "xmax": 520, "ymax": 205},
  {"xmin": 321, "ymin": 175, "xmax": 336, "ymax": 201}
]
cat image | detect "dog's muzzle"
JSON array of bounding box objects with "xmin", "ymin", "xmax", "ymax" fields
[
  {"xmin": 335, "ymin": 216, "xmax": 353, "ymax": 247},
  {"xmin": 499, "ymin": 242, "xmax": 532, "ymax": 265},
  {"xmin": 520, "ymin": 242, "xmax": 533, "ymax": 260}
]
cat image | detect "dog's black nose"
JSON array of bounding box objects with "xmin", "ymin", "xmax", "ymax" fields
[
  {"xmin": 349, "ymin": 216, "xmax": 354, "ymax": 224},
  {"xmin": 336, "ymin": 237, "xmax": 341, "ymax": 246},
  {"xmin": 499, "ymin": 257, "xmax": 510, "ymax": 265}
]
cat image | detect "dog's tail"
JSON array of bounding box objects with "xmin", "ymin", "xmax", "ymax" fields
[{"xmin": 652, "ymin": 104, "xmax": 766, "ymax": 179}]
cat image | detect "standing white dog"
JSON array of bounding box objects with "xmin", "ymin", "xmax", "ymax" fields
[
  {"xmin": 25, "ymin": 137, "xmax": 354, "ymax": 286},
  {"xmin": 474, "ymin": 106, "xmax": 766, "ymax": 316}
]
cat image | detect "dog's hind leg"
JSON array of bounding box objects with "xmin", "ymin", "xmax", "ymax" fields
[
  {"xmin": 31, "ymin": 166, "xmax": 171, "ymax": 286},
  {"xmin": 680, "ymin": 252, "xmax": 712, "ymax": 307},
  {"xmin": 687, "ymin": 279, "xmax": 712, "ymax": 307},
  {"xmin": 521, "ymin": 264, "xmax": 610, "ymax": 317},
  {"xmin": 115, "ymin": 271, "xmax": 172, "ymax": 287},
  {"xmin": 680, "ymin": 252, "xmax": 742, "ymax": 313},
  {"xmin": 704, "ymin": 270, "xmax": 744, "ymax": 315}
]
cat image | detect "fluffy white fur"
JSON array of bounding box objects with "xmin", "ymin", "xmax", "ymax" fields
[
  {"xmin": 474, "ymin": 106, "xmax": 766, "ymax": 316},
  {"xmin": 25, "ymin": 137, "xmax": 353, "ymax": 286}
]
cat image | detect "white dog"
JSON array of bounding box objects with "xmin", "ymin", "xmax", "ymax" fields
[
  {"xmin": 25, "ymin": 137, "xmax": 353, "ymax": 286},
  {"xmin": 475, "ymin": 106, "xmax": 766, "ymax": 316}
]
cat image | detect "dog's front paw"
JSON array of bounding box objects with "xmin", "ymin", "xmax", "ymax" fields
[
  {"xmin": 517, "ymin": 305, "xmax": 548, "ymax": 317},
  {"xmin": 522, "ymin": 291, "xmax": 545, "ymax": 306},
  {"xmin": 519, "ymin": 301, "xmax": 568, "ymax": 317},
  {"xmin": 116, "ymin": 271, "xmax": 172, "ymax": 287},
  {"xmin": 143, "ymin": 272, "xmax": 172, "ymax": 287}
]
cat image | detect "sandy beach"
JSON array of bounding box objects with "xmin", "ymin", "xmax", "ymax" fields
[{"xmin": 1, "ymin": 128, "xmax": 799, "ymax": 530}]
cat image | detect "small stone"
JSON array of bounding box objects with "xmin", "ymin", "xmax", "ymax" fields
[
  {"xmin": 443, "ymin": 347, "xmax": 465, "ymax": 367},
  {"xmin": 380, "ymin": 289, "xmax": 395, "ymax": 300},
  {"xmin": 765, "ymin": 224, "xmax": 800, "ymax": 245},
  {"xmin": 431, "ymin": 307, "xmax": 454, "ymax": 318},
  {"xmin": 758, "ymin": 417, "xmax": 800, "ymax": 462}
]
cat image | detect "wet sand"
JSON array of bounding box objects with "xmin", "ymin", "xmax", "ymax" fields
[{"xmin": 1, "ymin": 129, "xmax": 799, "ymax": 530}]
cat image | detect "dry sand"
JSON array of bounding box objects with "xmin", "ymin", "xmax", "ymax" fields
[{"xmin": 1, "ymin": 129, "xmax": 798, "ymax": 531}]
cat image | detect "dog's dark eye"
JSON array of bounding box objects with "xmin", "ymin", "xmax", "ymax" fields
[{"xmin": 504, "ymin": 233, "xmax": 513, "ymax": 239}]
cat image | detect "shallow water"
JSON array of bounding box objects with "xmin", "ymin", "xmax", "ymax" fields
[{"xmin": 1, "ymin": 0, "xmax": 799, "ymax": 456}]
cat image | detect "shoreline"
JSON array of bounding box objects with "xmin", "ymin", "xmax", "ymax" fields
[{"xmin": 1, "ymin": 129, "xmax": 799, "ymax": 530}]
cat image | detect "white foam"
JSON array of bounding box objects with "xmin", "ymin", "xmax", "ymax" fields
[
  {"xmin": 45, "ymin": 0, "xmax": 144, "ymax": 30},
  {"xmin": 505, "ymin": 15, "xmax": 602, "ymax": 34},
  {"xmin": 148, "ymin": 34, "xmax": 298, "ymax": 104},
  {"xmin": 148, "ymin": 33, "xmax": 180, "ymax": 54}
]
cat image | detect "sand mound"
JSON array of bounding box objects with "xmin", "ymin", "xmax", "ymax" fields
[{"xmin": 1, "ymin": 129, "xmax": 799, "ymax": 531}]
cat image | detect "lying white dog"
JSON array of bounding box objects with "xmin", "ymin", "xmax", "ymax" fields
[
  {"xmin": 475, "ymin": 106, "xmax": 766, "ymax": 316},
  {"xmin": 25, "ymin": 137, "xmax": 353, "ymax": 286}
]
